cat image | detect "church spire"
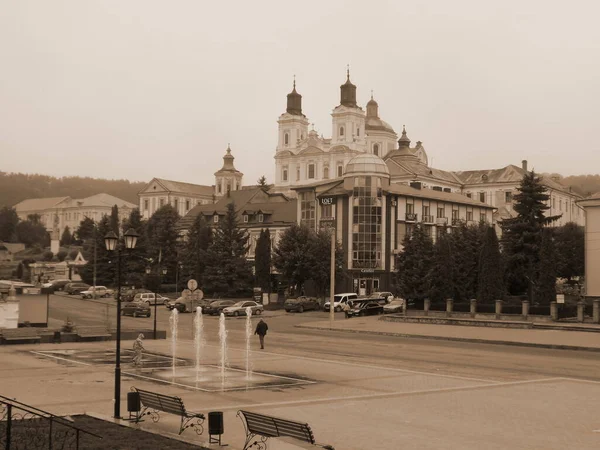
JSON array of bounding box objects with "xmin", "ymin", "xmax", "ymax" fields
[
  {"xmin": 366, "ymin": 90, "xmax": 379, "ymax": 118},
  {"xmin": 286, "ymin": 75, "xmax": 303, "ymax": 116},
  {"xmin": 340, "ymin": 65, "xmax": 357, "ymax": 108},
  {"xmin": 398, "ymin": 125, "xmax": 411, "ymax": 148}
]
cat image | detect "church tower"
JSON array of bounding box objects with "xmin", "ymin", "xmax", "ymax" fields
[
  {"xmin": 214, "ymin": 145, "xmax": 243, "ymax": 197},
  {"xmin": 331, "ymin": 67, "xmax": 366, "ymax": 150},
  {"xmin": 276, "ymin": 78, "xmax": 310, "ymax": 152}
]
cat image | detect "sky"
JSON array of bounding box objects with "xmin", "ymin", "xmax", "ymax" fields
[{"xmin": 1, "ymin": 0, "xmax": 599, "ymax": 186}]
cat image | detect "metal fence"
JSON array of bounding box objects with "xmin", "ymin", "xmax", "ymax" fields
[{"xmin": 0, "ymin": 395, "xmax": 101, "ymax": 449}]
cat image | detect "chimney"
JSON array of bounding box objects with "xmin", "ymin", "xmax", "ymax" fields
[{"xmin": 522, "ymin": 160, "xmax": 528, "ymax": 171}]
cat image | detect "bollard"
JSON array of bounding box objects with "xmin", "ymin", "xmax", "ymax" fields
[
  {"xmin": 577, "ymin": 301, "xmax": 585, "ymax": 323},
  {"xmin": 495, "ymin": 299, "xmax": 503, "ymax": 319},
  {"xmin": 522, "ymin": 301, "xmax": 530, "ymax": 319},
  {"xmin": 446, "ymin": 298, "xmax": 453, "ymax": 317},
  {"xmin": 550, "ymin": 301, "xmax": 558, "ymax": 321},
  {"xmin": 424, "ymin": 298, "xmax": 430, "ymax": 316},
  {"xmin": 470, "ymin": 299, "xmax": 477, "ymax": 318},
  {"xmin": 593, "ymin": 299, "xmax": 600, "ymax": 324}
]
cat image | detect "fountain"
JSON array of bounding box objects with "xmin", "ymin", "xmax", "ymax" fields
[
  {"xmin": 245, "ymin": 306, "xmax": 253, "ymax": 380},
  {"xmin": 218, "ymin": 312, "xmax": 228, "ymax": 389},
  {"xmin": 169, "ymin": 308, "xmax": 179, "ymax": 377},
  {"xmin": 193, "ymin": 307, "xmax": 204, "ymax": 382}
]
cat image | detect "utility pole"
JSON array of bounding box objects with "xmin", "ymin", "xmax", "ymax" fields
[
  {"xmin": 93, "ymin": 223, "xmax": 97, "ymax": 300},
  {"xmin": 329, "ymin": 230, "xmax": 335, "ymax": 329}
]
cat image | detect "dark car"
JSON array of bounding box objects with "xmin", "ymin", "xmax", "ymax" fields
[
  {"xmin": 347, "ymin": 302, "xmax": 384, "ymax": 318},
  {"xmin": 45, "ymin": 279, "xmax": 71, "ymax": 292},
  {"xmin": 121, "ymin": 301, "xmax": 151, "ymax": 317},
  {"xmin": 203, "ymin": 300, "xmax": 236, "ymax": 316},
  {"xmin": 284, "ymin": 296, "xmax": 320, "ymax": 313},
  {"xmin": 366, "ymin": 292, "xmax": 394, "ymax": 304},
  {"xmin": 121, "ymin": 288, "xmax": 151, "ymax": 302},
  {"xmin": 64, "ymin": 282, "xmax": 90, "ymax": 295}
]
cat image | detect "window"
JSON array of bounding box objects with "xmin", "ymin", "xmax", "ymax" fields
[
  {"xmin": 373, "ymin": 144, "xmax": 379, "ymax": 156},
  {"xmin": 437, "ymin": 207, "xmax": 445, "ymax": 218},
  {"xmin": 300, "ymin": 192, "xmax": 316, "ymax": 229},
  {"xmin": 351, "ymin": 176, "xmax": 383, "ymax": 269},
  {"xmin": 466, "ymin": 211, "xmax": 473, "ymax": 221},
  {"xmin": 337, "ymin": 164, "xmax": 343, "ymax": 177},
  {"xmin": 552, "ymin": 197, "xmax": 556, "ymax": 208},
  {"xmin": 466, "ymin": 193, "xmax": 472, "ymax": 198},
  {"xmin": 282, "ymin": 166, "xmax": 288, "ymax": 181},
  {"xmin": 480, "ymin": 212, "xmax": 486, "ymax": 222},
  {"xmin": 243, "ymin": 214, "xmax": 248, "ymax": 223},
  {"xmin": 406, "ymin": 203, "xmax": 414, "ymax": 214},
  {"xmin": 559, "ymin": 199, "xmax": 562, "ymax": 211},
  {"xmin": 218, "ymin": 183, "xmax": 222, "ymax": 194},
  {"xmin": 505, "ymin": 191, "xmax": 513, "ymax": 203},
  {"xmin": 321, "ymin": 203, "xmax": 333, "ymax": 219},
  {"xmin": 159, "ymin": 199, "xmax": 164, "ymax": 207},
  {"xmin": 213, "ymin": 215, "xmax": 219, "ymax": 223},
  {"xmin": 144, "ymin": 200, "xmax": 149, "ymax": 211},
  {"xmin": 186, "ymin": 200, "xmax": 190, "ymax": 211},
  {"xmin": 258, "ymin": 214, "xmax": 264, "ymax": 223},
  {"xmin": 174, "ymin": 199, "xmax": 179, "ymax": 211},
  {"xmin": 479, "ymin": 192, "xmax": 485, "ymax": 203},
  {"xmin": 357, "ymin": 127, "xmax": 360, "ymax": 137},
  {"xmin": 323, "ymin": 166, "xmax": 329, "ymax": 179},
  {"xmin": 296, "ymin": 167, "xmax": 301, "ymax": 181},
  {"xmin": 308, "ymin": 163, "xmax": 315, "ymax": 179},
  {"xmin": 284, "ymin": 133, "xmax": 289, "ymax": 145},
  {"xmin": 339, "ymin": 126, "xmax": 344, "ymax": 137},
  {"xmin": 452, "ymin": 209, "xmax": 459, "ymax": 220},
  {"xmin": 422, "ymin": 205, "xmax": 430, "ymax": 220}
]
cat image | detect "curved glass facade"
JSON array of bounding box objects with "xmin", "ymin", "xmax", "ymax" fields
[{"xmin": 352, "ymin": 176, "xmax": 383, "ymax": 269}]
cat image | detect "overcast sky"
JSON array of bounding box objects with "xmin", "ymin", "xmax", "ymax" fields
[{"xmin": 1, "ymin": 0, "xmax": 599, "ymax": 187}]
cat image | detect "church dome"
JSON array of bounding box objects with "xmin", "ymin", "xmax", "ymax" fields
[
  {"xmin": 344, "ymin": 153, "xmax": 390, "ymax": 177},
  {"xmin": 365, "ymin": 117, "xmax": 395, "ymax": 134}
]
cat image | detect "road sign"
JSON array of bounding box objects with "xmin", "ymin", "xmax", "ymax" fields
[
  {"xmin": 181, "ymin": 289, "xmax": 192, "ymax": 299},
  {"xmin": 187, "ymin": 279, "xmax": 198, "ymax": 291},
  {"xmin": 190, "ymin": 290, "xmax": 204, "ymax": 301},
  {"xmin": 556, "ymin": 294, "xmax": 565, "ymax": 304}
]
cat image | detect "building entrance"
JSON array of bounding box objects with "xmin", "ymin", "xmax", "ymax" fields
[{"xmin": 352, "ymin": 277, "xmax": 380, "ymax": 296}]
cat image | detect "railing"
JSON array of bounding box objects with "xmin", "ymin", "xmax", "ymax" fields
[
  {"xmin": 422, "ymin": 215, "xmax": 434, "ymax": 224},
  {"xmin": 405, "ymin": 213, "xmax": 418, "ymax": 222},
  {"xmin": 0, "ymin": 395, "xmax": 102, "ymax": 449},
  {"xmin": 436, "ymin": 217, "xmax": 448, "ymax": 225}
]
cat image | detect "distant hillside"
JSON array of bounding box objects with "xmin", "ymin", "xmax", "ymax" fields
[
  {"xmin": 542, "ymin": 173, "xmax": 600, "ymax": 197},
  {"xmin": 0, "ymin": 172, "xmax": 146, "ymax": 207}
]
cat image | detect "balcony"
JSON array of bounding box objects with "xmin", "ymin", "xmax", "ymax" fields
[
  {"xmin": 405, "ymin": 213, "xmax": 418, "ymax": 222},
  {"xmin": 436, "ymin": 217, "xmax": 448, "ymax": 226},
  {"xmin": 451, "ymin": 218, "xmax": 463, "ymax": 226},
  {"xmin": 422, "ymin": 215, "xmax": 434, "ymax": 224}
]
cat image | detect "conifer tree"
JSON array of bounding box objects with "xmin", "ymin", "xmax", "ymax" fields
[
  {"xmin": 110, "ymin": 205, "xmax": 120, "ymax": 235},
  {"xmin": 534, "ymin": 229, "xmax": 557, "ymax": 304},
  {"xmin": 428, "ymin": 229, "xmax": 454, "ymax": 302},
  {"xmin": 60, "ymin": 226, "xmax": 72, "ymax": 246},
  {"xmin": 395, "ymin": 224, "xmax": 434, "ymax": 302},
  {"xmin": 75, "ymin": 217, "xmax": 95, "ymax": 242},
  {"xmin": 554, "ymin": 222, "xmax": 585, "ymax": 282},
  {"xmin": 477, "ymin": 226, "xmax": 504, "ymax": 303},
  {"xmin": 203, "ymin": 203, "xmax": 253, "ymax": 296},
  {"xmin": 121, "ymin": 208, "xmax": 149, "ymax": 286},
  {"xmin": 180, "ymin": 214, "xmax": 212, "ymax": 286},
  {"xmin": 273, "ymin": 224, "xmax": 315, "ymax": 295},
  {"xmin": 146, "ymin": 205, "xmax": 180, "ymax": 283},
  {"xmin": 257, "ymin": 176, "xmax": 268, "ymax": 188},
  {"xmin": 254, "ymin": 229, "xmax": 271, "ymax": 291},
  {"xmin": 79, "ymin": 215, "xmax": 115, "ymax": 286}
]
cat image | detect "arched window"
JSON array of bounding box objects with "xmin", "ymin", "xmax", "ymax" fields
[
  {"xmin": 323, "ymin": 166, "xmax": 329, "ymax": 179},
  {"xmin": 339, "ymin": 126, "xmax": 344, "ymax": 137},
  {"xmin": 357, "ymin": 128, "xmax": 360, "ymax": 137},
  {"xmin": 282, "ymin": 167, "xmax": 288, "ymax": 181},
  {"xmin": 337, "ymin": 164, "xmax": 343, "ymax": 177},
  {"xmin": 308, "ymin": 163, "xmax": 315, "ymax": 179},
  {"xmin": 373, "ymin": 144, "xmax": 379, "ymax": 156},
  {"xmin": 284, "ymin": 133, "xmax": 289, "ymax": 145}
]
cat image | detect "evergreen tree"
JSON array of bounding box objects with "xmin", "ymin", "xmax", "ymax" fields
[
  {"xmin": 60, "ymin": 226, "xmax": 72, "ymax": 246},
  {"xmin": 0, "ymin": 206, "xmax": 19, "ymax": 242},
  {"xmin": 121, "ymin": 208, "xmax": 150, "ymax": 286},
  {"xmin": 76, "ymin": 217, "xmax": 96, "ymax": 242},
  {"xmin": 110, "ymin": 205, "xmax": 120, "ymax": 235},
  {"xmin": 146, "ymin": 205, "xmax": 180, "ymax": 283},
  {"xmin": 254, "ymin": 229, "xmax": 271, "ymax": 291},
  {"xmin": 180, "ymin": 214, "xmax": 212, "ymax": 287},
  {"xmin": 203, "ymin": 203, "xmax": 253, "ymax": 296},
  {"xmin": 15, "ymin": 214, "xmax": 50, "ymax": 248},
  {"xmin": 477, "ymin": 226, "xmax": 504, "ymax": 303},
  {"xmin": 79, "ymin": 215, "xmax": 116, "ymax": 286},
  {"xmin": 273, "ymin": 224, "xmax": 315, "ymax": 295},
  {"xmin": 56, "ymin": 250, "xmax": 68, "ymax": 262},
  {"xmin": 428, "ymin": 230, "xmax": 454, "ymax": 302},
  {"xmin": 501, "ymin": 171, "xmax": 561, "ymax": 300},
  {"xmin": 554, "ymin": 222, "xmax": 585, "ymax": 282},
  {"xmin": 450, "ymin": 223, "xmax": 485, "ymax": 301},
  {"xmin": 257, "ymin": 176, "xmax": 268, "ymax": 187},
  {"xmin": 395, "ymin": 224, "xmax": 434, "ymax": 302},
  {"xmin": 534, "ymin": 229, "xmax": 557, "ymax": 304}
]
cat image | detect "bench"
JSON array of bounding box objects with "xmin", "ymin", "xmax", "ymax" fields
[
  {"xmin": 237, "ymin": 410, "xmax": 334, "ymax": 450},
  {"xmin": 131, "ymin": 387, "xmax": 205, "ymax": 436},
  {"xmin": 0, "ymin": 328, "xmax": 41, "ymax": 345},
  {"xmin": 76, "ymin": 326, "xmax": 111, "ymax": 342}
]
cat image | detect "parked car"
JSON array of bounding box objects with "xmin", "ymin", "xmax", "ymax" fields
[
  {"xmin": 80, "ymin": 286, "xmax": 114, "ymax": 299},
  {"xmin": 323, "ymin": 293, "xmax": 358, "ymax": 312},
  {"xmin": 383, "ymin": 299, "xmax": 406, "ymax": 314},
  {"xmin": 367, "ymin": 292, "xmax": 394, "ymax": 304},
  {"xmin": 42, "ymin": 279, "xmax": 71, "ymax": 292},
  {"xmin": 166, "ymin": 297, "xmax": 210, "ymax": 313},
  {"xmin": 347, "ymin": 302, "xmax": 384, "ymax": 317},
  {"xmin": 121, "ymin": 288, "xmax": 151, "ymax": 302},
  {"xmin": 284, "ymin": 296, "xmax": 320, "ymax": 313},
  {"xmin": 121, "ymin": 301, "xmax": 151, "ymax": 317},
  {"xmin": 65, "ymin": 282, "xmax": 91, "ymax": 295},
  {"xmin": 223, "ymin": 301, "xmax": 264, "ymax": 317},
  {"xmin": 202, "ymin": 300, "xmax": 236, "ymax": 316},
  {"xmin": 134, "ymin": 292, "xmax": 170, "ymax": 305}
]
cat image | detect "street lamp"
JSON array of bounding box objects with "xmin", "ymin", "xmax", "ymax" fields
[
  {"xmin": 147, "ymin": 263, "xmax": 167, "ymax": 340},
  {"xmin": 104, "ymin": 228, "xmax": 139, "ymax": 419}
]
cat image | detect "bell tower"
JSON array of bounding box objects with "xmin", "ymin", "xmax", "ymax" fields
[{"xmin": 214, "ymin": 145, "xmax": 243, "ymax": 197}]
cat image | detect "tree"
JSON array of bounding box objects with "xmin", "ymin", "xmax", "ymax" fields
[
  {"xmin": 42, "ymin": 251, "xmax": 54, "ymax": 261},
  {"xmin": 56, "ymin": 250, "xmax": 68, "ymax": 262},
  {"xmin": 395, "ymin": 224, "xmax": 434, "ymax": 302},
  {"xmin": 120, "ymin": 208, "xmax": 150, "ymax": 286},
  {"xmin": 0, "ymin": 206, "xmax": 19, "ymax": 242},
  {"xmin": 69, "ymin": 249, "xmax": 78, "ymax": 260},
  {"xmin": 146, "ymin": 205, "xmax": 180, "ymax": 283},
  {"xmin": 75, "ymin": 217, "xmax": 95, "ymax": 242},
  {"xmin": 60, "ymin": 226, "xmax": 72, "ymax": 246},
  {"xmin": 15, "ymin": 215, "xmax": 49, "ymax": 248},
  {"xmin": 449, "ymin": 223, "xmax": 486, "ymax": 301},
  {"xmin": 110, "ymin": 205, "xmax": 120, "ymax": 235},
  {"xmin": 254, "ymin": 229, "xmax": 271, "ymax": 291},
  {"xmin": 180, "ymin": 214, "xmax": 212, "ymax": 286},
  {"xmin": 501, "ymin": 171, "xmax": 561, "ymax": 300},
  {"xmin": 273, "ymin": 224, "xmax": 315, "ymax": 295},
  {"xmin": 428, "ymin": 230, "xmax": 454, "ymax": 302},
  {"xmin": 79, "ymin": 215, "xmax": 116, "ymax": 286},
  {"xmin": 257, "ymin": 176, "xmax": 268, "ymax": 187},
  {"xmin": 554, "ymin": 222, "xmax": 585, "ymax": 282},
  {"xmin": 203, "ymin": 203, "xmax": 253, "ymax": 296},
  {"xmin": 308, "ymin": 228, "xmax": 346, "ymax": 298},
  {"xmin": 477, "ymin": 227, "xmax": 504, "ymax": 303},
  {"xmin": 534, "ymin": 229, "xmax": 557, "ymax": 305}
]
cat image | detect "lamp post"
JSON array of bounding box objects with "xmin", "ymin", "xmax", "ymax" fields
[
  {"xmin": 104, "ymin": 228, "xmax": 140, "ymax": 419},
  {"xmin": 147, "ymin": 264, "xmax": 167, "ymax": 340}
]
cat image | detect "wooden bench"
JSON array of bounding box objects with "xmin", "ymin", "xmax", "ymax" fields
[
  {"xmin": 131, "ymin": 387, "xmax": 205, "ymax": 436},
  {"xmin": 237, "ymin": 410, "xmax": 334, "ymax": 450},
  {"xmin": 76, "ymin": 326, "xmax": 111, "ymax": 342},
  {"xmin": 0, "ymin": 328, "xmax": 41, "ymax": 345}
]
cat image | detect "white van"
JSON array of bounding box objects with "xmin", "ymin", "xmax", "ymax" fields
[{"xmin": 323, "ymin": 293, "xmax": 359, "ymax": 312}]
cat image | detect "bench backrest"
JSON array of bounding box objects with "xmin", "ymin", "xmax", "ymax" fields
[
  {"xmin": 239, "ymin": 410, "xmax": 315, "ymax": 444},
  {"xmin": 135, "ymin": 388, "xmax": 186, "ymax": 416},
  {"xmin": 1, "ymin": 328, "xmax": 40, "ymax": 337}
]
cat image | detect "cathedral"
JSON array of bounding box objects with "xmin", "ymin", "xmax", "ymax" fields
[{"xmin": 273, "ymin": 70, "xmax": 428, "ymax": 196}]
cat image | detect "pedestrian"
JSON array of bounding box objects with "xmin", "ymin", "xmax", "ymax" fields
[
  {"xmin": 342, "ymin": 301, "xmax": 352, "ymax": 318},
  {"xmin": 132, "ymin": 333, "xmax": 145, "ymax": 367},
  {"xmin": 255, "ymin": 319, "xmax": 268, "ymax": 350}
]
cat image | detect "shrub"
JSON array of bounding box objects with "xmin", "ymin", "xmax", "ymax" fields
[
  {"xmin": 42, "ymin": 251, "xmax": 54, "ymax": 261},
  {"xmin": 69, "ymin": 250, "xmax": 78, "ymax": 260},
  {"xmin": 56, "ymin": 250, "xmax": 68, "ymax": 262}
]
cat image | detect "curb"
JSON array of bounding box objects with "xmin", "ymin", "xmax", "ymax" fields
[{"xmin": 295, "ymin": 324, "xmax": 600, "ymax": 353}]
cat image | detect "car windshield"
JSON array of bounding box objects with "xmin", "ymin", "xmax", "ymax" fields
[
  {"xmin": 233, "ymin": 301, "xmax": 246, "ymax": 307},
  {"xmin": 388, "ymin": 300, "xmax": 403, "ymax": 305}
]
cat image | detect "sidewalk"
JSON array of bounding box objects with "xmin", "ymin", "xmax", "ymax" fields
[{"xmin": 296, "ymin": 316, "xmax": 600, "ymax": 351}]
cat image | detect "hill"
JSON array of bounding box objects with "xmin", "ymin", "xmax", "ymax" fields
[
  {"xmin": 0, "ymin": 172, "xmax": 146, "ymax": 207},
  {"xmin": 542, "ymin": 173, "xmax": 600, "ymax": 197}
]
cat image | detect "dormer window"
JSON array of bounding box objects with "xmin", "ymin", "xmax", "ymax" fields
[
  {"xmin": 323, "ymin": 166, "xmax": 329, "ymax": 179},
  {"xmin": 357, "ymin": 128, "xmax": 360, "ymax": 137},
  {"xmin": 339, "ymin": 126, "xmax": 344, "ymax": 137},
  {"xmin": 243, "ymin": 214, "xmax": 249, "ymax": 223},
  {"xmin": 213, "ymin": 215, "xmax": 219, "ymax": 223},
  {"xmin": 258, "ymin": 214, "xmax": 264, "ymax": 223}
]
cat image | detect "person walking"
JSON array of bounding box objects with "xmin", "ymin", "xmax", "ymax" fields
[
  {"xmin": 255, "ymin": 319, "xmax": 268, "ymax": 350},
  {"xmin": 132, "ymin": 333, "xmax": 145, "ymax": 367}
]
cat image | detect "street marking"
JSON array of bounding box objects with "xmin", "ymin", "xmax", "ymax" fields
[{"xmin": 30, "ymin": 351, "xmax": 92, "ymax": 366}]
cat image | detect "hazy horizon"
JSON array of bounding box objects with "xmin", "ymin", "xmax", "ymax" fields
[{"xmin": 2, "ymin": 0, "xmax": 599, "ymax": 186}]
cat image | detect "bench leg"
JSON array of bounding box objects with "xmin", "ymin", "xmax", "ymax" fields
[
  {"xmin": 137, "ymin": 407, "xmax": 160, "ymax": 424},
  {"xmin": 180, "ymin": 415, "xmax": 204, "ymax": 435},
  {"xmin": 242, "ymin": 433, "xmax": 269, "ymax": 450}
]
